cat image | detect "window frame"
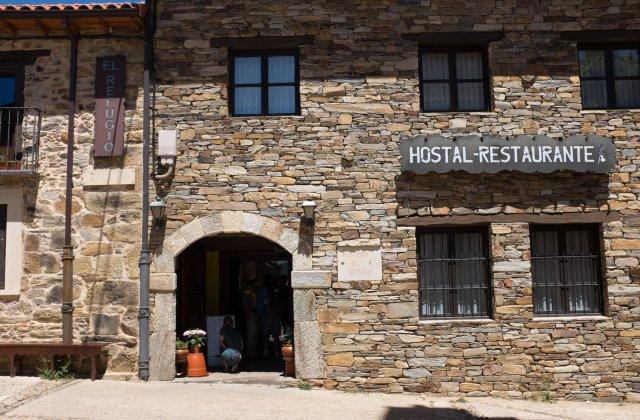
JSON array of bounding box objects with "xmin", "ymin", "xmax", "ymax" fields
[
  {"xmin": 0, "ymin": 204, "xmax": 6, "ymax": 291},
  {"xmin": 0, "ymin": 188, "xmax": 22, "ymax": 297},
  {"xmin": 417, "ymin": 226, "xmax": 493, "ymax": 320},
  {"xmin": 228, "ymin": 50, "xmax": 301, "ymax": 117},
  {"xmin": 418, "ymin": 46, "xmax": 491, "ymax": 113},
  {"xmin": 530, "ymin": 224, "xmax": 605, "ymax": 317},
  {"xmin": 578, "ymin": 45, "xmax": 640, "ymax": 110},
  {"xmin": 0, "ymin": 63, "xmax": 25, "ymax": 107}
]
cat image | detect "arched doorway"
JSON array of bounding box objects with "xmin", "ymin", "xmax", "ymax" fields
[
  {"xmin": 176, "ymin": 233, "xmax": 293, "ymax": 372},
  {"xmin": 149, "ymin": 212, "xmax": 328, "ymax": 382}
]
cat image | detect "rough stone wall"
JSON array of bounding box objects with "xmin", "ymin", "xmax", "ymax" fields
[
  {"xmin": 0, "ymin": 38, "xmax": 145, "ymax": 377},
  {"xmin": 152, "ymin": 0, "xmax": 640, "ymax": 400}
]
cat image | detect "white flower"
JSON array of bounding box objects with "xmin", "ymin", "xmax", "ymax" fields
[{"xmin": 183, "ymin": 329, "xmax": 206, "ymax": 338}]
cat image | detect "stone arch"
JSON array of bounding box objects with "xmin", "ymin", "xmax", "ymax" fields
[{"xmin": 148, "ymin": 211, "xmax": 328, "ymax": 381}]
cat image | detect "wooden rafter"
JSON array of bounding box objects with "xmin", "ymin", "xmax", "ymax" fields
[
  {"xmin": 0, "ymin": 19, "xmax": 17, "ymax": 36},
  {"xmin": 33, "ymin": 19, "xmax": 49, "ymax": 36}
]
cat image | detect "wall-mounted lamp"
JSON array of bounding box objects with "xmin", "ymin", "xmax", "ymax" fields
[
  {"xmin": 150, "ymin": 196, "xmax": 166, "ymax": 227},
  {"xmin": 302, "ymin": 200, "xmax": 317, "ymax": 223},
  {"xmin": 155, "ymin": 130, "xmax": 177, "ymax": 180}
]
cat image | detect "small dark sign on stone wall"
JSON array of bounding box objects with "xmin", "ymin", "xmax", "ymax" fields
[
  {"xmin": 399, "ymin": 135, "xmax": 615, "ymax": 174},
  {"xmin": 94, "ymin": 55, "xmax": 126, "ymax": 157}
]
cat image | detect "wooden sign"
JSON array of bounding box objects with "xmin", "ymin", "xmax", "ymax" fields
[
  {"xmin": 400, "ymin": 135, "xmax": 615, "ymax": 174},
  {"xmin": 94, "ymin": 56, "xmax": 126, "ymax": 157}
]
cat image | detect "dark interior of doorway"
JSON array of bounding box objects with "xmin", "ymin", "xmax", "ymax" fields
[{"xmin": 176, "ymin": 233, "xmax": 293, "ymax": 373}]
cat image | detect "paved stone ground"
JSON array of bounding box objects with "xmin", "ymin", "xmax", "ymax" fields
[{"xmin": 1, "ymin": 376, "xmax": 638, "ymax": 420}]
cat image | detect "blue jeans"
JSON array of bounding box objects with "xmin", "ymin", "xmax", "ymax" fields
[{"xmin": 221, "ymin": 348, "xmax": 242, "ymax": 368}]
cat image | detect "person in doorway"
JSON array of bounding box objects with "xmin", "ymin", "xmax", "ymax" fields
[
  {"xmin": 241, "ymin": 280, "xmax": 258, "ymax": 357},
  {"xmin": 220, "ymin": 316, "xmax": 243, "ymax": 373},
  {"xmin": 255, "ymin": 274, "xmax": 271, "ymax": 357}
]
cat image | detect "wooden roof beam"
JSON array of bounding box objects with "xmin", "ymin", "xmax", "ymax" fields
[
  {"xmin": 0, "ymin": 19, "xmax": 17, "ymax": 36},
  {"xmin": 33, "ymin": 19, "xmax": 49, "ymax": 36}
]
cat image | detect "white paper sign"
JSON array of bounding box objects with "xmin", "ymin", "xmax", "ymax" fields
[
  {"xmin": 206, "ymin": 315, "xmax": 234, "ymax": 367},
  {"xmin": 338, "ymin": 246, "xmax": 382, "ymax": 281}
]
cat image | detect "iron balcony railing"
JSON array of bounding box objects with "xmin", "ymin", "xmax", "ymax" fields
[{"xmin": 0, "ymin": 107, "xmax": 41, "ymax": 173}]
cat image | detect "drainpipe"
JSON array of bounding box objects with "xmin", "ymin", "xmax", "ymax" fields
[
  {"xmin": 62, "ymin": 23, "xmax": 78, "ymax": 345},
  {"xmin": 138, "ymin": 1, "xmax": 154, "ymax": 381}
]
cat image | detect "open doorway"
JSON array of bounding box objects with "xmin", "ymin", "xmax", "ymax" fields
[{"xmin": 176, "ymin": 233, "xmax": 293, "ymax": 374}]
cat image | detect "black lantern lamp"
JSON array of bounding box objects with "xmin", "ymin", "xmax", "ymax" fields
[{"xmin": 150, "ymin": 196, "xmax": 166, "ymax": 227}]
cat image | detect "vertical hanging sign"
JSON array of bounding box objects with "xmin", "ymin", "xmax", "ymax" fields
[{"xmin": 95, "ymin": 55, "xmax": 126, "ymax": 157}]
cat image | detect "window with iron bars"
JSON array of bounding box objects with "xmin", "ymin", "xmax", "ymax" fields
[
  {"xmin": 531, "ymin": 224, "xmax": 604, "ymax": 316},
  {"xmin": 418, "ymin": 227, "xmax": 492, "ymax": 319}
]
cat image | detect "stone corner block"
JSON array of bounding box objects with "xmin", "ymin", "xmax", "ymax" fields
[
  {"xmin": 150, "ymin": 273, "xmax": 177, "ymax": 293},
  {"xmin": 149, "ymin": 330, "xmax": 176, "ymax": 381},
  {"xmin": 294, "ymin": 321, "xmax": 326, "ymax": 380},
  {"xmin": 291, "ymin": 271, "xmax": 331, "ymax": 289}
]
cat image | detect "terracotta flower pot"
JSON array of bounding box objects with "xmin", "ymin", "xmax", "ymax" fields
[
  {"xmin": 281, "ymin": 345, "xmax": 294, "ymax": 359},
  {"xmin": 187, "ymin": 345, "xmax": 207, "ymax": 377},
  {"xmin": 176, "ymin": 348, "xmax": 189, "ymax": 364}
]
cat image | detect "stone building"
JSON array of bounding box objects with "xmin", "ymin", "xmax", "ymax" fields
[
  {"xmin": 2, "ymin": 0, "xmax": 640, "ymax": 402},
  {"xmin": 0, "ymin": 3, "xmax": 147, "ymax": 377}
]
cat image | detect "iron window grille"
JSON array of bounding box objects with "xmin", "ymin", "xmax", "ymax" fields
[
  {"xmin": 229, "ymin": 51, "xmax": 300, "ymax": 117},
  {"xmin": 418, "ymin": 46, "xmax": 491, "ymax": 112},
  {"xmin": 531, "ymin": 224, "xmax": 604, "ymax": 316},
  {"xmin": 578, "ymin": 46, "xmax": 640, "ymax": 110},
  {"xmin": 418, "ymin": 227, "xmax": 492, "ymax": 319},
  {"xmin": 0, "ymin": 204, "xmax": 6, "ymax": 290}
]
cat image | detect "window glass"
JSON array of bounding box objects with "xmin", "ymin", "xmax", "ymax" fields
[
  {"xmin": 581, "ymin": 80, "xmax": 608, "ymax": 109},
  {"xmin": 423, "ymin": 82, "xmax": 451, "ymax": 111},
  {"xmin": 613, "ymin": 49, "xmax": 639, "ymax": 77},
  {"xmin": 0, "ymin": 76, "xmax": 16, "ymax": 106},
  {"xmin": 420, "ymin": 49, "xmax": 488, "ymax": 112},
  {"xmin": 457, "ymin": 82, "xmax": 485, "ymax": 110},
  {"xmin": 268, "ymin": 86, "xmax": 296, "ymax": 114},
  {"xmin": 614, "ymin": 80, "xmax": 640, "ymax": 108},
  {"xmin": 234, "ymin": 57, "xmax": 261, "ymax": 84},
  {"xmin": 456, "ymin": 52, "xmax": 483, "ymax": 79},
  {"xmin": 579, "ymin": 48, "xmax": 640, "ymax": 109},
  {"xmin": 268, "ymin": 56, "xmax": 295, "ymax": 83},
  {"xmin": 579, "ymin": 50, "xmax": 606, "ymax": 77},
  {"xmin": 422, "ymin": 53, "xmax": 449, "ymax": 80},
  {"xmin": 231, "ymin": 53, "xmax": 298, "ymax": 116},
  {"xmin": 531, "ymin": 225, "xmax": 603, "ymax": 316},
  {"xmin": 419, "ymin": 228, "xmax": 491, "ymax": 319},
  {"xmin": 233, "ymin": 87, "xmax": 261, "ymax": 115}
]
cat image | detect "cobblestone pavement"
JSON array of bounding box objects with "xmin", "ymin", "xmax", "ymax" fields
[{"xmin": 0, "ymin": 376, "xmax": 638, "ymax": 420}]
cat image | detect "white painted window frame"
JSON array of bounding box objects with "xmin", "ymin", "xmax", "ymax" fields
[{"xmin": 0, "ymin": 188, "xmax": 23, "ymax": 297}]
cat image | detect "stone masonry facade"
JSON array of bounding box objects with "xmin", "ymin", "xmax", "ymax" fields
[
  {"xmin": 0, "ymin": 0, "xmax": 639, "ymax": 402},
  {"xmin": 151, "ymin": 0, "xmax": 640, "ymax": 401},
  {"xmin": 0, "ymin": 37, "xmax": 145, "ymax": 377}
]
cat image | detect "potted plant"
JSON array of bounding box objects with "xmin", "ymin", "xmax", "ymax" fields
[
  {"xmin": 175, "ymin": 339, "xmax": 189, "ymax": 370},
  {"xmin": 183, "ymin": 329, "xmax": 207, "ymax": 377},
  {"xmin": 280, "ymin": 327, "xmax": 295, "ymax": 377}
]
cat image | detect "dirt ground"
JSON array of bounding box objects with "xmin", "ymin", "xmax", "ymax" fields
[{"xmin": 1, "ymin": 375, "xmax": 638, "ymax": 420}]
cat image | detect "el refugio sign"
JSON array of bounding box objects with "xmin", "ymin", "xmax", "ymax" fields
[
  {"xmin": 400, "ymin": 135, "xmax": 615, "ymax": 174},
  {"xmin": 94, "ymin": 55, "xmax": 126, "ymax": 157}
]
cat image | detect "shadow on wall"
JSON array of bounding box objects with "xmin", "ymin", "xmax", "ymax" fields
[
  {"xmin": 383, "ymin": 405, "xmax": 517, "ymax": 420},
  {"xmin": 395, "ymin": 171, "xmax": 610, "ymax": 217}
]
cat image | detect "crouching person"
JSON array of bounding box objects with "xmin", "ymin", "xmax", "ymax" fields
[{"xmin": 220, "ymin": 316, "xmax": 243, "ymax": 373}]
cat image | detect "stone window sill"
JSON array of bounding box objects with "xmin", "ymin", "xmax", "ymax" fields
[
  {"xmin": 532, "ymin": 315, "xmax": 609, "ymax": 322},
  {"xmin": 579, "ymin": 109, "xmax": 640, "ymax": 114},
  {"xmin": 418, "ymin": 318, "xmax": 495, "ymax": 325}
]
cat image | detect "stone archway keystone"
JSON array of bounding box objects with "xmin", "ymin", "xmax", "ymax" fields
[{"xmin": 148, "ymin": 211, "xmax": 328, "ymax": 381}]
